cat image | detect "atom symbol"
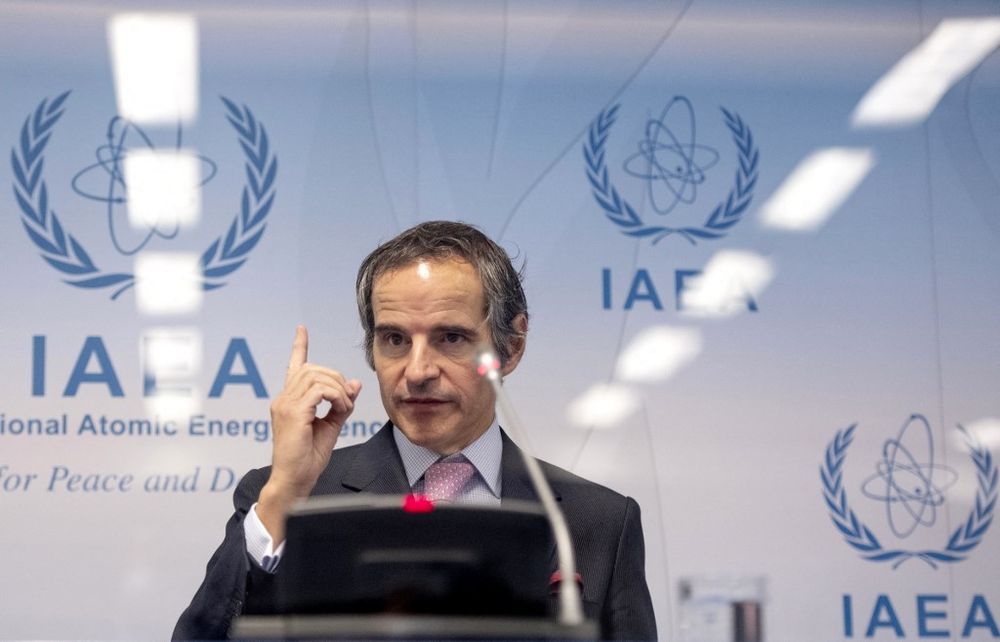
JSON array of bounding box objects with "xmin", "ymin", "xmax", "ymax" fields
[
  {"xmin": 860, "ymin": 414, "xmax": 958, "ymax": 539},
  {"xmin": 622, "ymin": 96, "xmax": 720, "ymax": 217},
  {"xmin": 70, "ymin": 117, "xmax": 217, "ymax": 256}
]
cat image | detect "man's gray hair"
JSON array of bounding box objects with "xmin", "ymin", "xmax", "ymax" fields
[{"xmin": 356, "ymin": 220, "xmax": 528, "ymax": 368}]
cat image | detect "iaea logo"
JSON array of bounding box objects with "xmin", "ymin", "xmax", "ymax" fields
[
  {"xmin": 583, "ymin": 96, "xmax": 759, "ymax": 246},
  {"xmin": 821, "ymin": 415, "xmax": 998, "ymax": 569},
  {"xmin": 10, "ymin": 92, "xmax": 277, "ymax": 299}
]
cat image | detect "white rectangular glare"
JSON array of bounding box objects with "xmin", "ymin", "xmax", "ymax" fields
[
  {"xmin": 124, "ymin": 149, "xmax": 201, "ymax": 229},
  {"xmin": 109, "ymin": 13, "xmax": 198, "ymax": 124},
  {"xmin": 615, "ymin": 326, "xmax": 702, "ymax": 384},
  {"xmin": 761, "ymin": 148, "xmax": 874, "ymax": 232},
  {"xmin": 141, "ymin": 327, "xmax": 202, "ymax": 422},
  {"xmin": 144, "ymin": 393, "xmax": 201, "ymax": 425},
  {"xmin": 680, "ymin": 250, "xmax": 774, "ymax": 319},
  {"xmin": 957, "ymin": 417, "xmax": 1000, "ymax": 451},
  {"xmin": 853, "ymin": 17, "xmax": 1000, "ymax": 128},
  {"xmin": 141, "ymin": 327, "xmax": 202, "ymax": 389},
  {"xmin": 135, "ymin": 252, "xmax": 203, "ymax": 315},
  {"xmin": 566, "ymin": 383, "xmax": 640, "ymax": 429}
]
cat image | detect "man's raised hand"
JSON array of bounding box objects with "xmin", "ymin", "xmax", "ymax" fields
[{"xmin": 256, "ymin": 325, "xmax": 361, "ymax": 543}]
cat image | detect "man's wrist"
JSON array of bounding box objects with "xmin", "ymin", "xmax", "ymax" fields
[
  {"xmin": 256, "ymin": 481, "xmax": 297, "ymax": 545},
  {"xmin": 245, "ymin": 503, "xmax": 284, "ymax": 573}
]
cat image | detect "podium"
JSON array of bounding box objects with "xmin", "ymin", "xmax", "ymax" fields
[
  {"xmin": 232, "ymin": 614, "xmax": 597, "ymax": 640},
  {"xmin": 229, "ymin": 495, "xmax": 598, "ymax": 640}
]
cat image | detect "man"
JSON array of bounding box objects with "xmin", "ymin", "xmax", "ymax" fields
[{"xmin": 173, "ymin": 221, "xmax": 656, "ymax": 640}]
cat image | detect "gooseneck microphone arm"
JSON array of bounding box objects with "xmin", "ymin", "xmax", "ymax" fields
[{"xmin": 476, "ymin": 350, "xmax": 585, "ymax": 627}]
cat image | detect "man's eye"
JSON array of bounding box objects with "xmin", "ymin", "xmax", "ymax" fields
[
  {"xmin": 384, "ymin": 333, "xmax": 404, "ymax": 346},
  {"xmin": 443, "ymin": 333, "xmax": 466, "ymax": 344}
]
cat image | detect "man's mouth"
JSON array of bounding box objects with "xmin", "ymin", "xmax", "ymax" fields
[{"xmin": 402, "ymin": 397, "xmax": 449, "ymax": 406}]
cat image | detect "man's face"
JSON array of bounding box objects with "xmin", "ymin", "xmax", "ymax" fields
[{"xmin": 371, "ymin": 257, "xmax": 520, "ymax": 455}]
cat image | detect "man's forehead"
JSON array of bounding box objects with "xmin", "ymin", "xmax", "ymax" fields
[
  {"xmin": 374, "ymin": 257, "xmax": 480, "ymax": 289},
  {"xmin": 373, "ymin": 258, "xmax": 485, "ymax": 309}
]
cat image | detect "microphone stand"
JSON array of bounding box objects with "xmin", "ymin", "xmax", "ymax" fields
[{"xmin": 477, "ymin": 351, "xmax": 585, "ymax": 627}]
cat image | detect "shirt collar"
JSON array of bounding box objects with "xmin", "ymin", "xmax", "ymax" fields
[{"xmin": 393, "ymin": 418, "xmax": 503, "ymax": 498}]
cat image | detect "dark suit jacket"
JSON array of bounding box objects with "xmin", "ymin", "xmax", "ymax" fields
[{"xmin": 173, "ymin": 424, "xmax": 657, "ymax": 640}]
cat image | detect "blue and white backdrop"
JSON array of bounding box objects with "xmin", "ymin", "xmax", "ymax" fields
[{"xmin": 1, "ymin": 1, "xmax": 999, "ymax": 640}]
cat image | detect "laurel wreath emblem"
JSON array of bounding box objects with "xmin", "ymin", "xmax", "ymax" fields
[
  {"xmin": 584, "ymin": 102, "xmax": 758, "ymax": 245},
  {"xmin": 821, "ymin": 423, "xmax": 998, "ymax": 569},
  {"xmin": 11, "ymin": 92, "xmax": 277, "ymax": 299}
]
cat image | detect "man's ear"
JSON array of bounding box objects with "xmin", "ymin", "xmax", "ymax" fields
[{"xmin": 500, "ymin": 313, "xmax": 528, "ymax": 376}]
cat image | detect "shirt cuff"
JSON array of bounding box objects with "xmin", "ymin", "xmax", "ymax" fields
[{"xmin": 244, "ymin": 502, "xmax": 285, "ymax": 573}]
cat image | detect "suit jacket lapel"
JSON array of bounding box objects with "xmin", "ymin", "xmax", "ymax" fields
[
  {"xmin": 331, "ymin": 421, "xmax": 410, "ymax": 495},
  {"xmin": 499, "ymin": 430, "xmax": 561, "ymax": 574},
  {"xmin": 499, "ymin": 432, "xmax": 536, "ymax": 502},
  {"xmin": 499, "ymin": 430, "xmax": 562, "ymax": 503}
]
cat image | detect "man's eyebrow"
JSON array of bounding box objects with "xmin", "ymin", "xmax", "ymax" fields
[
  {"xmin": 432, "ymin": 324, "xmax": 478, "ymax": 336},
  {"xmin": 373, "ymin": 323, "xmax": 481, "ymax": 336}
]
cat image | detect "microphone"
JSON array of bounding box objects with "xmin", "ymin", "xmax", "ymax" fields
[{"xmin": 476, "ymin": 349, "xmax": 585, "ymax": 627}]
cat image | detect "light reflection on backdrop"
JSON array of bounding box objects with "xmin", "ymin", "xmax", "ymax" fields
[
  {"xmin": 566, "ymin": 326, "xmax": 703, "ymax": 429},
  {"xmin": 615, "ymin": 326, "xmax": 702, "ymax": 384},
  {"xmin": 956, "ymin": 417, "xmax": 1000, "ymax": 452},
  {"xmin": 108, "ymin": 13, "xmax": 198, "ymax": 125},
  {"xmin": 567, "ymin": 383, "xmax": 641, "ymax": 429},
  {"xmin": 141, "ymin": 327, "xmax": 202, "ymax": 424},
  {"xmin": 853, "ymin": 18, "xmax": 1000, "ymax": 129},
  {"xmin": 679, "ymin": 251, "xmax": 773, "ymax": 320},
  {"xmin": 760, "ymin": 148, "xmax": 875, "ymax": 233},
  {"xmin": 566, "ymin": 14, "xmax": 1000, "ymax": 433},
  {"xmin": 134, "ymin": 252, "xmax": 203, "ymax": 315},
  {"xmin": 110, "ymin": 12, "xmax": 204, "ymax": 422},
  {"xmin": 124, "ymin": 148, "xmax": 202, "ymax": 230}
]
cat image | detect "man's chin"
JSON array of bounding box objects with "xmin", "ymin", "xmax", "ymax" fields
[
  {"xmin": 393, "ymin": 410, "xmax": 444, "ymax": 434},
  {"xmin": 395, "ymin": 422, "xmax": 455, "ymax": 453}
]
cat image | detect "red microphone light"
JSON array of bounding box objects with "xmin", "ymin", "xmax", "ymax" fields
[
  {"xmin": 402, "ymin": 494, "xmax": 435, "ymax": 513},
  {"xmin": 548, "ymin": 571, "xmax": 584, "ymax": 595}
]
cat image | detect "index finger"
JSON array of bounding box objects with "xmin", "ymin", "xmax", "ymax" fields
[{"xmin": 286, "ymin": 325, "xmax": 309, "ymax": 382}]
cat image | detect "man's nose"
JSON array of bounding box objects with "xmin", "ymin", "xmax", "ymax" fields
[{"xmin": 404, "ymin": 339, "xmax": 440, "ymax": 386}]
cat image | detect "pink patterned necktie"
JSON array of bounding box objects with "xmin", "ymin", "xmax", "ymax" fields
[{"xmin": 424, "ymin": 454, "xmax": 476, "ymax": 503}]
